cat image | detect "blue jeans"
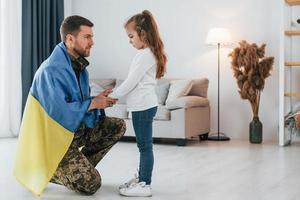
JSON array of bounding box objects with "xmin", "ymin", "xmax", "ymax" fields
[{"xmin": 132, "ymin": 106, "xmax": 157, "ymax": 185}]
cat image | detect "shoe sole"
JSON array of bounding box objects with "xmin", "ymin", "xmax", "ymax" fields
[
  {"xmin": 119, "ymin": 192, "xmax": 152, "ymax": 197},
  {"xmin": 119, "ymin": 189, "xmax": 152, "ymax": 197}
]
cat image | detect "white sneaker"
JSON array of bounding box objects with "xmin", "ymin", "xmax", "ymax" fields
[
  {"xmin": 119, "ymin": 182, "xmax": 152, "ymax": 197},
  {"xmin": 119, "ymin": 173, "xmax": 139, "ymax": 189}
]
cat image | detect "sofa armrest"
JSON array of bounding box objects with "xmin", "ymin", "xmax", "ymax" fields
[{"xmin": 166, "ymin": 96, "xmax": 209, "ymax": 110}]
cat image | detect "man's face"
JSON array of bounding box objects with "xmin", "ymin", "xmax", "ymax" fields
[{"xmin": 70, "ymin": 25, "xmax": 94, "ymax": 57}]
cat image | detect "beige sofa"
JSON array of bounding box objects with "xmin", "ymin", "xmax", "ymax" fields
[{"xmin": 90, "ymin": 78, "xmax": 210, "ymax": 146}]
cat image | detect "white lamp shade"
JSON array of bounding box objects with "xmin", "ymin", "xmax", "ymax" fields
[{"xmin": 206, "ymin": 28, "xmax": 232, "ymax": 46}]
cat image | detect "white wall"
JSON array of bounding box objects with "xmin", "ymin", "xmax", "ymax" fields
[{"xmin": 67, "ymin": 0, "xmax": 280, "ymax": 141}]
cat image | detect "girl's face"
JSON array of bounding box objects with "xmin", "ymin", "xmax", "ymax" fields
[{"xmin": 125, "ymin": 22, "xmax": 147, "ymax": 50}]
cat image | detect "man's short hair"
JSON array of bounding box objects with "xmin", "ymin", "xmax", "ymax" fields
[{"xmin": 60, "ymin": 15, "xmax": 94, "ymax": 42}]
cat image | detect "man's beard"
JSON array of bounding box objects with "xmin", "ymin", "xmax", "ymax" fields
[{"xmin": 74, "ymin": 46, "xmax": 90, "ymax": 57}]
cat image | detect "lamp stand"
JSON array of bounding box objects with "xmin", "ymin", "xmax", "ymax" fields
[{"xmin": 208, "ymin": 43, "xmax": 230, "ymax": 141}]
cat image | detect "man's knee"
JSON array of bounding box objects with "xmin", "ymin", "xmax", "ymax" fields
[
  {"xmin": 75, "ymin": 170, "xmax": 102, "ymax": 195},
  {"xmin": 110, "ymin": 117, "xmax": 126, "ymax": 139}
]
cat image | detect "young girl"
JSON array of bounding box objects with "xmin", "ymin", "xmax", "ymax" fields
[{"xmin": 109, "ymin": 10, "xmax": 167, "ymax": 197}]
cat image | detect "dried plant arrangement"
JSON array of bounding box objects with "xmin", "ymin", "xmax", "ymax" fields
[{"xmin": 229, "ymin": 40, "xmax": 274, "ymax": 118}]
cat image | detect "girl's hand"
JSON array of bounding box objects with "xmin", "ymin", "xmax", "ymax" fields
[{"xmin": 100, "ymin": 88, "xmax": 113, "ymax": 97}]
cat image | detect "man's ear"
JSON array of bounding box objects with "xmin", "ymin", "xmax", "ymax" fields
[{"xmin": 65, "ymin": 34, "xmax": 74, "ymax": 44}]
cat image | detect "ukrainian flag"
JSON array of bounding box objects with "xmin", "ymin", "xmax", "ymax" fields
[
  {"xmin": 13, "ymin": 42, "xmax": 97, "ymax": 196},
  {"xmin": 14, "ymin": 94, "xmax": 74, "ymax": 196}
]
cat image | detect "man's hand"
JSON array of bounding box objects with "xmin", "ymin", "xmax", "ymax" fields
[{"xmin": 88, "ymin": 93, "xmax": 118, "ymax": 111}]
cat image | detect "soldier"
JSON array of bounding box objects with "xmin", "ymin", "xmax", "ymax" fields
[{"xmin": 14, "ymin": 15, "xmax": 126, "ymax": 196}]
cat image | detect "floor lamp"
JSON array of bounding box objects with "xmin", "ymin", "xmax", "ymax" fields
[{"xmin": 206, "ymin": 28, "xmax": 232, "ymax": 141}]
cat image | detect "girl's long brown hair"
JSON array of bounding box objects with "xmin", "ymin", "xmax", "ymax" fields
[{"xmin": 125, "ymin": 10, "xmax": 167, "ymax": 79}]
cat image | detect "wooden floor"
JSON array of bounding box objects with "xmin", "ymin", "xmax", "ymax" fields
[{"xmin": 1, "ymin": 138, "xmax": 300, "ymax": 200}]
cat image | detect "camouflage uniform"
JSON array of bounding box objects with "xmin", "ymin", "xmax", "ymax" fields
[{"xmin": 50, "ymin": 117, "xmax": 126, "ymax": 195}]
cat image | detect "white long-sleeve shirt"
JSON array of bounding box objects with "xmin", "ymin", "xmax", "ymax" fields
[{"xmin": 110, "ymin": 48, "xmax": 158, "ymax": 112}]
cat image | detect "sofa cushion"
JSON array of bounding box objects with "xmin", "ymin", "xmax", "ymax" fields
[
  {"xmin": 128, "ymin": 105, "xmax": 170, "ymax": 121},
  {"xmin": 90, "ymin": 82, "xmax": 105, "ymax": 97},
  {"xmin": 155, "ymin": 81, "xmax": 170, "ymax": 105},
  {"xmin": 105, "ymin": 104, "xmax": 128, "ymax": 119},
  {"xmin": 165, "ymin": 79, "xmax": 193, "ymax": 107},
  {"xmin": 189, "ymin": 78, "xmax": 209, "ymax": 97},
  {"xmin": 166, "ymin": 96, "xmax": 209, "ymax": 109}
]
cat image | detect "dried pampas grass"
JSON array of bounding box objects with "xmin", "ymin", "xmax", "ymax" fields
[{"xmin": 229, "ymin": 40, "xmax": 274, "ymax": 117}]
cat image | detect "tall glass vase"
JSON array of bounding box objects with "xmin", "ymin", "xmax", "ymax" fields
[{"xmin": 249, "ymin": 116, "xmax": 262, "ymax": 143}]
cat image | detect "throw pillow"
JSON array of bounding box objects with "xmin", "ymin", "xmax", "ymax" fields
[
  {"xmin": 188, "ymin": 78, "xmax": 209, "ymax": 97},
  {"xmin": 89, "ymin": 78, "xmax": 116, "ymax": 89},
  {"xmin": 165, "ymin": 79, "xmax": 194, "ymax": 106},
  {"xmin": 155, "ymin": 82, "xmax": 170, "ymax": 105},
  {"xmin": 89, "ymin": 81, "xmax": 105, "ymax": 97}
]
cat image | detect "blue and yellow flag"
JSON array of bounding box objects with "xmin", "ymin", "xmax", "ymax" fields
[
  {"xmin": 14, "ymin": 94, "xmax": 74, "ymax": 196},
  {"xmin": 14, "ymin": 42, "xmax": 101, "ymax": 196}
]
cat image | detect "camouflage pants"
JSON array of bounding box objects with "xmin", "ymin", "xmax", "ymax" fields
[{"xmin": 50, "ymin": 117, "xmax": 126, "ymax": 195}]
